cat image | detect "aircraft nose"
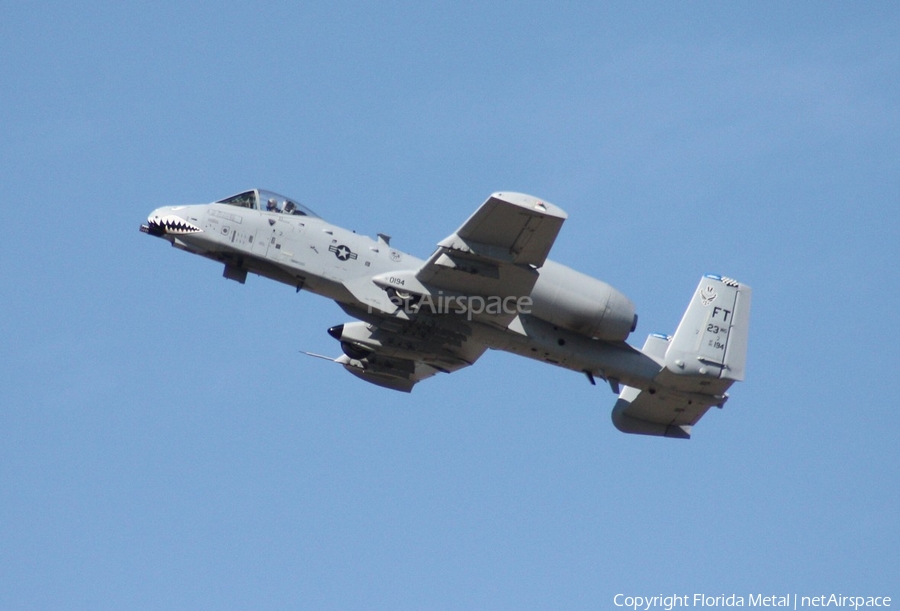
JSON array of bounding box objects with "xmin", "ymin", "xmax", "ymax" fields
[
  {"xmin": 140, "ymin": 207, "xmax": 202, "ymax": 237},
  {"xmin": 140, "ymin": 207, "xmax": 170, "ymax": 236}
]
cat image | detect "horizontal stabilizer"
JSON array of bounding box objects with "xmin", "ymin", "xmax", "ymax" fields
[{"xmin": 611, "ymin": 385, "xmax": 721, "ymax": 439}]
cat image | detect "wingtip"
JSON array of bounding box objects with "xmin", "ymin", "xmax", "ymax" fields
[{"xmin": 490, "ymin": 192, "xmax": 568, "ymax": 219}]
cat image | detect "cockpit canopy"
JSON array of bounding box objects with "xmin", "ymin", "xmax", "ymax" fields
[{"xmin": 216, "ymin": 189, "xmax": 319, "ymax": 218}]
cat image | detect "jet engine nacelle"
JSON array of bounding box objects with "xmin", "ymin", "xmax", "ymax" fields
[{"xmin": 529, "ymin": 260, "xmax": 636, "ymax": 341}]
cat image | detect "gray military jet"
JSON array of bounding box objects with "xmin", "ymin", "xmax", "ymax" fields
[{"xmin": 141, "ymin": 189, "xmax": 751, "ymax": 438}]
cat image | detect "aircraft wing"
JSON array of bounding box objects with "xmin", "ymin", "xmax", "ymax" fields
[
  {"xmin": 329, "ymin": 314, "xmax": 488, "ymax": 393},
  {"xmin": 415, "ymin": 192, "xmax": 567, "ymax": 321},
  {"xmin": 337, "ymin": 353, "xmax": 462, "ymax": 393}
]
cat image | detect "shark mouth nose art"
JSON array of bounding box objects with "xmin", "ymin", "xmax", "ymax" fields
[{"xmin": 141, "ymin": 214, "xmax": 202, "ymax": 236}]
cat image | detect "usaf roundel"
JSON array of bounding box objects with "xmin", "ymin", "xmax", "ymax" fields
[{"xmin": 329, "ymin": 244, "xmax": 358, "ymax": 261}]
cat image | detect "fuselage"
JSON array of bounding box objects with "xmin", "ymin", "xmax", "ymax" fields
[
  {"xmin": 143, "ymin": 190, "xmax": 664, "ymax": 392},
  {"xmin": 145, "ymin": 199, "xmax": 420, "ymax": 300}
]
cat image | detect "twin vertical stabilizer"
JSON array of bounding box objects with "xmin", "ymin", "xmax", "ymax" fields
[{"xmin": 665, "ymin": 275, "xmax": 752, "ymax": 382}]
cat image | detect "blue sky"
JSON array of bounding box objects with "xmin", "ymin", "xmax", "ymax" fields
[{"xmin": 2, "ymin": 2, "xmax": 898, "ymax": 609}]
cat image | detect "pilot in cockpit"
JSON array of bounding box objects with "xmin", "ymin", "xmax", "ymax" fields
[
  {"xmin": 284, "ymin": 201, "xmax": 296, "ymax": 214},
  {"xmin": 266, "ymin": 198, "xmax": 278, "ymax": 212}
]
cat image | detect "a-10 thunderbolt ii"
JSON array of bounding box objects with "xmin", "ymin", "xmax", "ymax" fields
[{"xmin": 141, "ymin": 189, "xmax": 751, "ymax": 438}]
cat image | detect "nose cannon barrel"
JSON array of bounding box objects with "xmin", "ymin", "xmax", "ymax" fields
[{"xmin": 140, "ymin": 221, "xmax": 166, "ymax": 237}]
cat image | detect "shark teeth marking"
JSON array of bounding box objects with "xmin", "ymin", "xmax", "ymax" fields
[{"xmin": 148, "ymin": 215, "xmax": 202, "ymax": 235}]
